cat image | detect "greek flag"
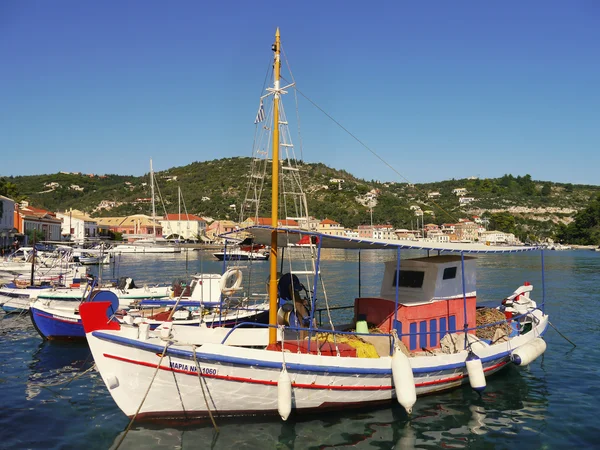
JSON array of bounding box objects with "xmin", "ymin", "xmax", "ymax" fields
[{"xmin": 254, "ymin": 100, "xmax": 266, "ymax": 124}]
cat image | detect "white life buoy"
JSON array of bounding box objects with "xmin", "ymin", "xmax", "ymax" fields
[{"xmin": 220, "ymin": 268, "xmax": 243, "ymax": 296}]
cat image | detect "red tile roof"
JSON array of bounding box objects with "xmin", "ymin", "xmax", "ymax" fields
[{"xmin": 163, "ymin": 214, "xmax": 206, "ymax": 221}]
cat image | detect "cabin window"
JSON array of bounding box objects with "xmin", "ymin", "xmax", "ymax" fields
[
  {"xmin": 393, "ymin": 270, "xmax": 425, "ymax": 288},
  {"xmin": 443, "ymin": 267, "xmax": 457, "ymax": 280}
]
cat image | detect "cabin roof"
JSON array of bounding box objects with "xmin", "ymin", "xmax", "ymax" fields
[{"xmin": 230, "ymin": 225, "xmax": 538, "ymax": 254}]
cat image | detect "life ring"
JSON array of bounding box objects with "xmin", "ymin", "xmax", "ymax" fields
[{"xmin": 220, "ymin": 268, "xmax": 243, "ymax": 296}]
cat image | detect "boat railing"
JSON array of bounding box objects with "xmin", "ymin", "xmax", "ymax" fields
[{"xmin": 219, "ymin": 307, "xmax": 540, "ymax": 353}]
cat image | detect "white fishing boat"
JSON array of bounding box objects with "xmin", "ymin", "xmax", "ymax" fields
[
  {"xmin": 1, "ymin": 263, "xmax": 89, "ymax": 314},
  {"xmin": 30, "ymin": 273, "xmax": 269, "ymax": 339},
  {"xmin": 80, "ymin": 29, "xmax": 549, "ymax": 422},
  {"xmin": 124, "ymin": 272, "xmax": 270, "ymax": 329},
  {"xmin": 79, "ymin": 253, "xmax": 111, "ymax": 265},
  {"xmin": 212, "ymin": 247, "xmax": 269, "ymax": 261},
  {"xmin": 2, "ymin": 276, "xmax": 169, "ymax": 315}
]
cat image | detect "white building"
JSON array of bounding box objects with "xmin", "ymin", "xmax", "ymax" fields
[
  {"xmin": 479, "ymin": 230, "xmax": 520, "ymax": 245},
  {"xmin": 0, "ymin": 195, "xmax": 16, "ymax": 250},
  {"xmin": 56, "ymin": 210, "xmax": 98, "ymax": 242},
  {"xmin": 427, "ymin": 231, "xmax": 450, "ymax": 243},
  {"xmin": 453, "ymin": 188, "xmax": 468, "ymax": 196},
  {"xmin": 345, "ymin": 229, "xmax": 359, "ymax": 238},
  {"xmin": 160, "ymin": 214, "xmax": 207, "ymax": 241}
]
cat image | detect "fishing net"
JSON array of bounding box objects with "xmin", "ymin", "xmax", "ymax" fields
[{"xmin": 475, "ymin": 307, "xmax": 511, "ymax": 341}]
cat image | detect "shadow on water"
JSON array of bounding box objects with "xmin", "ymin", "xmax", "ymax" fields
[{"xmin": 109, "ymin": 365, "xmax": 550, "ymax": 450}]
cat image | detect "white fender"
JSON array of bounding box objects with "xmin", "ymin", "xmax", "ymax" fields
[
  {"xmin": 219, "ymin": 269, "xmax": 243, "ymax": 296},
  {"xmin": 465, "ymin": 352, "xmax": 486, "ymax": 393},
  {"xmin": 138, "ymin": 322, "xmax": 150, "ymax": 340},
  {"xmin": 512, "ymin": 337, "xmax": 547, "ymax": 366},
  {"xmin": 392, "ymin": 348, "xmax": 416, "ymax": 414},
  {"xmin": 105, "ymin": 374, "xmax": 119, "ymax": 390},
  {"xmin": 277, "ymin": 367, "xmax": 292, "ymax": 421}
]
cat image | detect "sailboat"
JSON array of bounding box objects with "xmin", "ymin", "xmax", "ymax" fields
[
  {"xmin": 109, "ymin": 160, "xmax": 181, "ymax": 254},
  {"xmin": 80, "ymin": 29, "xmax": 549, "ymax": 421}
]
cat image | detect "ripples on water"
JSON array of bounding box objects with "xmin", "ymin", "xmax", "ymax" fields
[{"xmin": 1, "ymin": 249, "xmax": 599, "ymax": 449}]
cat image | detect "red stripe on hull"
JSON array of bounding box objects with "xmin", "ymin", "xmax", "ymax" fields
[{"xmin": 103, "ymin": 353, "xmax": 509, "ymax": 391}]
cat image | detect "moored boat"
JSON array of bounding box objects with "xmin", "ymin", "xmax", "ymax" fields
[{"xmin": 79, "ymin": 29, "xmax": 550, "ymax": 422}]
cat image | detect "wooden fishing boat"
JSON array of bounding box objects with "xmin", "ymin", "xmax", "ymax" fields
[{"xmin": 80, "ymin": 29, "xmax": 549, "ymax": 422}]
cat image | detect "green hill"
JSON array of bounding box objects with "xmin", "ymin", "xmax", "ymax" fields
[{"xmin": 3, "ymin": 158, "xmax": 600, "ymax": 244}]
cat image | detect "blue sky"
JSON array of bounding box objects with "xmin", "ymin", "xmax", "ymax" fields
[{"xmin": 1, "ymin": 1, "xmax": 598, "ymax": 185}]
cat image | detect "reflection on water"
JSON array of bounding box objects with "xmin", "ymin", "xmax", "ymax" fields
[
  {"xmin": 108, "ymin": 365, "xmax": 551, "ymax": 450},
  {"xmin": 26, "ymin": 341, "xmax": 93, "ymax": 400},
  {"xmin": 1, "ymin": 249, "xmax": 599, "ymax": 449}
]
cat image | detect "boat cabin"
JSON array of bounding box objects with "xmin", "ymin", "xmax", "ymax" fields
[
  {"xmin": 179, "ymin": 273, "xmax": 223, "ymax": 306},
  {"xmin": 354, "ymin": 255, "xmax": 477, "ymax": 352}
]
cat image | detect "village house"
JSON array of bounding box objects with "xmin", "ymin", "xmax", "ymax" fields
[
  {"xmin": 454, "ymin": 221, "xmax": 479, "ymax": 242},
  {"xmin": 56, "ymin": 209, "xmax": 98, "ymax": 242},
  {"xmin": 0, "ymin": 195, "xmax": 16, "ymax": 250},
  {"xmin": 239, "ymin": 217, "xmax": 300, "ymax": 229},
  {"xmin": 357, "ymin": 224, "xmax": 397, "ymax": 240},
  {"xmin": 160, "ymin": 214, "xmax": 207, "ymax": 241},
  {"xmin": 345, "ymin": 229, "xmax": 359, "ymax": 238},
  {"xmin": 96, "ymin": 200, "xmax": 123, "ymax": 211},
  {"xmin": 294, "ymin": 216, "xmax": 320, "ymax": 231},
  {"xmin": 393, "ymin": 229, "xmax": 416, "ymax": 240},
  {"xmin": 318, "ymin": 218, "xmax": 345, "ymax": 237},
  {"xmin": 94, "ymin": 215, "xmax": 162, "ymax": 242},
  {"xmin": 205, "ymin": 220, "xmax": 238, "ymax": 242},
  {"xmin": 14, "ymin": 202, "xmax": 62, "ymax": 243},
  {"xmin": 427, "ymin": 230, "xmax": 450, "ymax": 243},
  {"xmin": 440, "ymin": 223, "xmax": 456, "ymax": 234}
]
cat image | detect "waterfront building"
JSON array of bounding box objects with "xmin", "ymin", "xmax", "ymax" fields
[
  {"xmin": 160, "ymin": 214, "xmax": 207, "ymax": 241},
  {"xmin": 56, "ymin": 209, "xmax": 98, "ymax": 242}
]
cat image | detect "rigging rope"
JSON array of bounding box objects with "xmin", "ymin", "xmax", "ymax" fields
[{"xmin": 282, "ymin": 80, "xmax": 460, "ymax": 224}]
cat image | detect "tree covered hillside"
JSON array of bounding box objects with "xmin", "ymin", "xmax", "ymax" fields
[{"xmin": 3, "ymin": 158, "xmax": 600, "ymax": 244}]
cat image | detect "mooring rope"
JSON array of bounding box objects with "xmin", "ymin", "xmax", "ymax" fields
[
  {"xmin": 113, "ymin": 339, "xmax": 170, "ymax": 450},
  {"xmin": 192, "ymin": 345, "xmax": 219, "ymax": 432},
  {"xmin": 37, "ymin": 363, "xmax": 97, "ymax": 388}
]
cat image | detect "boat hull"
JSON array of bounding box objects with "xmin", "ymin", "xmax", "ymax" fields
[
  {"xmin": 213, "ymin": 252, "xmax": 268, "ymax": 261},
  {"xmin": 30, "ymin": 305, "xmax": 85, "ymax": 340},
  {"xmin": 83, "ymin": 305, "xmax": 548, "ymax": 421}
]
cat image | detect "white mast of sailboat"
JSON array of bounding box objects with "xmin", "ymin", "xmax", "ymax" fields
[
  {"xmin": 268, "ymin": 28, "xmax": 281, "ymax": 344},
  {"xmin": 150, "ymin": 158, "xmax": 157, "ymax": 240}
]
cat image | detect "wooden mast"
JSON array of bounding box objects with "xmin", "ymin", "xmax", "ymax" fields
[{"xmin": 268, "ymin": 28, "xmax": 281, "ymax": 344}]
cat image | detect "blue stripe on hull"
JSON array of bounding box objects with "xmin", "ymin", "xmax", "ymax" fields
[{"xmin": 30, "ymin": 307, "xmax": 85, "ymax": 339}]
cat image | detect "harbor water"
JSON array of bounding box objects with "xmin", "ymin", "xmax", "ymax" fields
[{"xmin": 1, "ymin": 249, "xmax": 599, "ymax": 449}]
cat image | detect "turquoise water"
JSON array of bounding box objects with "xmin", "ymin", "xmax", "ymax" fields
[{"xmin": 1, "ymin": 249, "xmax": 599, "ymax": 449}]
